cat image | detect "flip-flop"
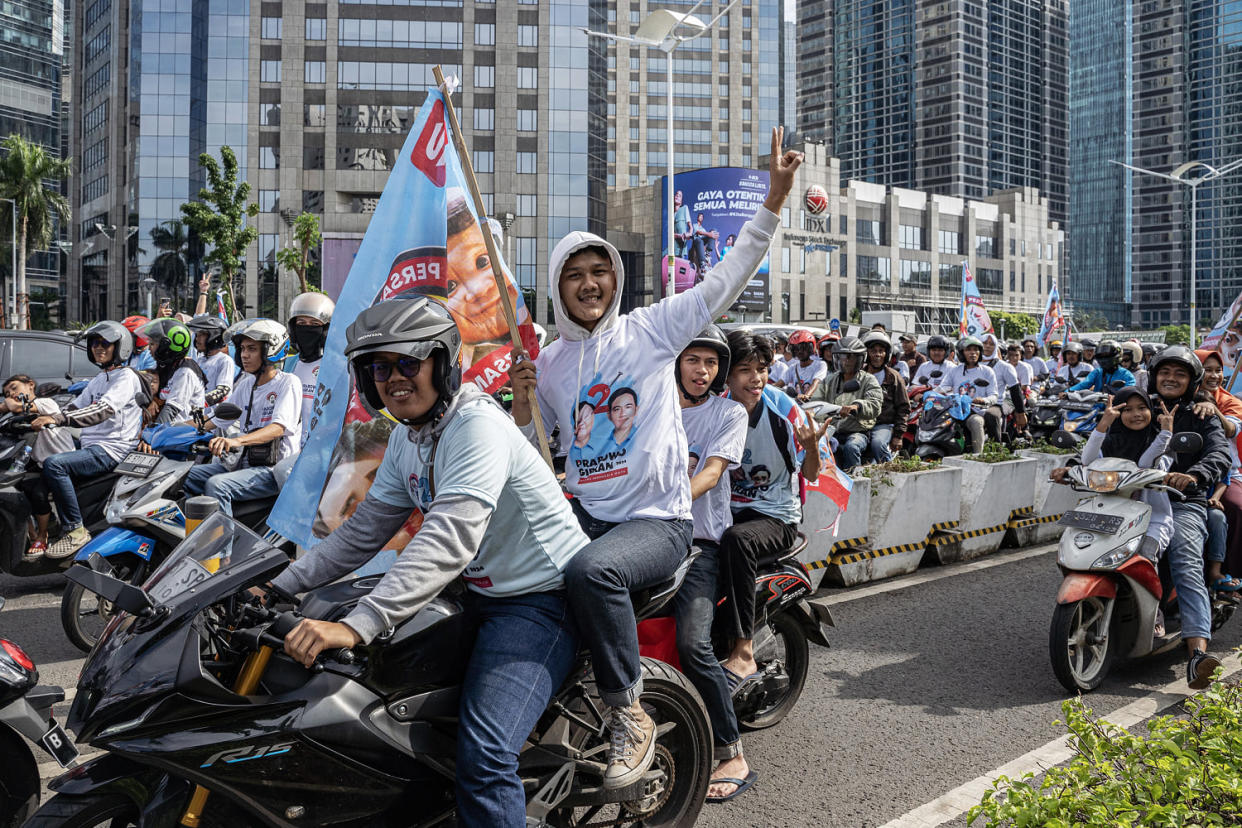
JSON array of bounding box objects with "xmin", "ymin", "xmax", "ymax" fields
[
  {"xmin": 722, "ymin": 665, "xmax": 761, "ymax": 697},
  {"xmin": 706, "ymin": 770, "xmax": 759, "ymax": 804},
  {"xmin": 1212, "ymin": 575, "xmax": 1242, "ymax": 592}
]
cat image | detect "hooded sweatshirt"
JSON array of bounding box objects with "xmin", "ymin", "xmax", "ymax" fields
[{"xmin": 526, "ymin": 207, "xmax": 780, "ymax": 523}]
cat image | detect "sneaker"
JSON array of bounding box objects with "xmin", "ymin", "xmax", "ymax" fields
[
  {"xmin": 45, "ymin": 526, "xmax": 91, "ymax": 560},
  {"xmin": 602, "ymin": 700, "xmax": 657, "ymax": 790},
  {"xmin": 1188, "ymin": 649, "xmax": 1222, "ymax": 690}
]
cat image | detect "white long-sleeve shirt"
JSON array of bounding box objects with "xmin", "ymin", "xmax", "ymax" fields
[{"xmin": 1082, "ymin": 429, "xmax": 1173, "ymax": 553}]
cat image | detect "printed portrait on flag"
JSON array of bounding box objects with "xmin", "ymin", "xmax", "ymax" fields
[{"xmin": 1201, "ymin": 292, "xmax": 1242, "ymax": 376}]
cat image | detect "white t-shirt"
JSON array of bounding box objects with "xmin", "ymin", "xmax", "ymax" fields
[
  {"xmin": 215, "ymin": 371, "xmax": 302, "ymax": 463},
  {"xmin": 994, "ymin": 360, "xmax": 1032, "ymax": 390},
  {"xmin": 1024, "ymin": 356, "xmax": 1049, "ymax": 381},
  {"xmin": 369, "ymin": 395, "xmax": 587, "ymax": 596},
  {"xmin": 732, "ymin": 407, "xmax": 802, "ymax": 525},
  {"xmin": 72, "ymin": 367, "xmax": 144, "ymax": 461},
  {"xmin": 1055, "ymin": 362, "xmax": 1093, "ymax": 384},
  {"xmin": 767, "ymin": 359, "xmax": 788, "ymax": 385},
  {"xmin": 913, "ymin": 358, "xmax": 956, "ymax": 388},
  {"xmin": 159, "ymin": 364, "xmax": 206, "ymax": 421},
  {"xmin": 935, "ymin": 363, "xmax": 999, "ymax": 404},
  {"xmin": 787, "ymin": 359, "xmax": 828, "ymax": 396},
  {"xmin": 32, "ymin": 397, "xmax": 75, "ymax": 463},
  {"xmin": 681, "ymin": 395, "xmax": 747, "ymax": 543},
  {"xmin": 196, "ymin": 351, "xmax": 236, "ymax": 394},
  {"xmin": 290, "ymin": 357, "xmax": 321, "ymax": 448}
]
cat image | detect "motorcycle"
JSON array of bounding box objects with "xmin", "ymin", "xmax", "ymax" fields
[
  {"xmin": 1056, "ymin": 390, "xmax": 1109, "ymax": 444},
  {"xmin": 36, "ymin": 515, "xmax": 714, "ymax": 827},
  {"xmin": 1047, "ymin": 432, "xmax": 1237, "ymax": 692},
  {"xmin": 913, "ymin": 385, "xmax": 983, "ymax": 460},
  {"xmin": 0, "ymin": 597, "xmax": 78, "ymax": 827},
  {"xmin": 1028, "ymin": 380, "xmax": 1069, "ymax": 442},
  {"xmin": 60, "ymin": 403, "xmax": 293, "ymax": 652}
]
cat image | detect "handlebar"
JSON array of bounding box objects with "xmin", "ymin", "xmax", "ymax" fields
[{"xmin": 232, "ymin": 607, "xmax": 358, "ymax": 669}]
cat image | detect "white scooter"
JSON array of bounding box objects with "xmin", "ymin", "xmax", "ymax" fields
[{"xmin": 1048, "ymin": 432, "xmax": 1237, "ymax": 692}]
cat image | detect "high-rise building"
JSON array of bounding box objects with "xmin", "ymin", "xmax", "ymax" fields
[
  {"xmin": 69, "ymin": 0, "xmax": 607, "ymax": 325},
  {"xmin": 795, "ymin": 0, "xmax": 829, "ymax": 143},
  {"xmin": 818, "ymin": 0, "xmax": 1068, "ymax": 226},
  {"xmin": 2, "ymin": 0, "xmax": 67, "ymax": 303},
  {"xmin": 1070, "ymin": 0, "xmax": 1242, "ymax": 327}
]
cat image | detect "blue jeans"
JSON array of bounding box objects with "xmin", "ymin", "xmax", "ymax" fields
[
  {"xmin": 566, "ymin": 502, "xmax": 693, "ymax": 707},
  {"xmin": 184, "ymin": 462, "xmax": 279, "ymax": 517},
  {"xmin": 672, "ymin": 541, "xmax": 740, "ymax": 761},
  {"xmin": 42, "ymin": 444, "xmax": 117, "ymax": 528},
  {"xmin": 1167, "ymin": 501, "xmax": 1212, "ymax": 641},
  {"xmin": 869, "ymin": 424, "xmax": 895, "ymax": 464},
  {"xmin": 1207, "ymin": 507, "xmax": 1228, "ymax": 565},
  {"xmin": 834, "ymin": 431, "xmax": 870, "ymax": 471},
  {"xmin": 457, "ymin": 591, "xmax": 578, "ymax": 828}
]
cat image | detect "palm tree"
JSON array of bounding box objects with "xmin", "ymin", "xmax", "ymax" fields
[
  {"xmin": 149, "ymin": 219, "xmax": 190, "ymax": 307},
  {"xmin": 0, "ymin": 135, "xmax": 71, "ymax": 329}
]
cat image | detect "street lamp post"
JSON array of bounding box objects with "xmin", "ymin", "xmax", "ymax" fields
[
  {"xmin": 1110, "ymin": 157, "xmax": 1242, "ymax": 346},
  {"xmin": 584, "ymin": 0, "xmax": 736, "ymax": 300},
  {"xmin": 1, "ymin": 197, "xmax": 16, "ymax": 328}
]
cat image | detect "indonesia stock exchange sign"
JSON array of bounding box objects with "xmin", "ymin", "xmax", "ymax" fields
[{"xmin": 660, "ymin": 167, "xmax": 771, "ymax": 312}]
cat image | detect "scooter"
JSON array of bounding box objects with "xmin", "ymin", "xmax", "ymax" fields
[
  {"xmin": 1029, "ymin": 381, "xmax": 1069, "ymax": 442},
  {"xmin": 39, "ymin": 515, "xmax": 714, "ymax": 827},
  {"xmin": 1047, "ymin": 433, "xmax": 1237, "ymax": 692},
  {"xmin": 0, "ymin": 597, "xmax": 78, "ymax": 827},
  {"xmin": 1056, "ymin": 390, "xmax": 1109, "ymax": 444},
  {"xmin": 913, "ymin": 387, "xmax": 976, "ymax": 460}
]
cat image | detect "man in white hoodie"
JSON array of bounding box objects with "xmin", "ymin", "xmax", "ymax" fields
[{"xmin": 511, "ymin": 128, "xmax": 801, "ymax": 791}]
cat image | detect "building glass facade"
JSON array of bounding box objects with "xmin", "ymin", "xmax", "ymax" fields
[{"xmin": 796, "ymin": 0, "xmax": 830, "ymax": 142}]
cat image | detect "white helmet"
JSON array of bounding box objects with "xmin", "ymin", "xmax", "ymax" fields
[
  {"xmin": 288, "ymin": 292, "xmax": 335, "ymax": 327},
  {"xmin": 227, "ymin": 318, "xmax": 290, "ymax": 370}
]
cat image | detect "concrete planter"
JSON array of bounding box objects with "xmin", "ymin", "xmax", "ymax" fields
[
  {"xmin": 937, "ymin": 455, "xmax": 1038, "ymax": 562},
  {"xmin": 1010, "ymin": 449, "xmax": 1079, "ymax": 546},
  {"xmin": 800, "ymin": 485, "xmax": 870, "ymax": 590},
  {"xmin": 820, "ymin": 465, "xmax": 961, "ymax": 587}
]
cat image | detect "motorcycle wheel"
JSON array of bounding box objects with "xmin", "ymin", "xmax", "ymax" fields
[
  {"xmin": 739, "ymin": 611, "xmax": 809, "ymax": 731},
  {"xmin": 548, "ymin": 658, "xmax": 711, "ymax": 828},
  {"xmin": 24, "ymin": 793, "xmax": 138, "ymax": 827},
  {"xmin": 61, "ymin": 560, "xmax": 137, "ymax": 653},
  {"xmin": 1049, "ymin": 597, "xmax": 1114, "ymax": 692}
]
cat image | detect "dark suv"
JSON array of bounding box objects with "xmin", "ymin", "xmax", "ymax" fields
[{"xmin": 0, "ymin": 330, "xmax": 100, "ymax": 389}]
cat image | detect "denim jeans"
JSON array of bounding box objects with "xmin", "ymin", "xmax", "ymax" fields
[
  {"xmin": 457, "ymin": 591, "xmax": 578, "ymax": 828},
  {"xmin": 1167, "ymin": 501, "xmax": 1212, "ymax": 641},
  {"xmin": 834, "ymin": 431, "xmax": 870, "ymax": 470},
  {"xmin": 671, "ymin": 541, "xmax": 740, "ymax": 760},
  {"xmin": 1207, "ymin": 507, "xmax": 1228, "ymax": 565},
  {"xmin": 869, "ymin": 424, "xmax": 895, "ymax": 464},
  {"xmin": 42, "ymin": 444, "xmax": 117, "ymax": 528},
  {"xmin": 565, "ymin": 500, "xmax": 693, "ymax": 707},
  {"xmin": 184, "ymin": 462, "xmax": 279, "ymax": 517}
]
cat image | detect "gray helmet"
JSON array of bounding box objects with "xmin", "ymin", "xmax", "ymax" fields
[
  {"xmin": 82, "ymin": 320, "xmax": 133, "ymax": 367},
  {"xmin": 187, "ymin": 314, "xmax": 228, "ymax": 352},
  {"xmin": 679, "ymin": 325, "xmax": 730, "ymax": 397},
  {"xmin": 860, "ymin": 330, "xmax": 893, "ymax": 362},
  {"xmin": 1062, "ymin": 341, "xmax": 1083, "ymax": 356},
  {"xmin": 288, "ymin": 292, "xmax": 335, "ymax": 327},
  {"xmin": 344, "ymin": 296, "xmax": 462, "ymax": 423},
  {"xmin": 288, "ymin": 293, "xmax": 335, "ymax": 361},
  {"xmin": 226, "ymin": 318, "xmax": 290, "ymax": 371},
  {"xmin": 831, "ymin": 335, "xmax": 866, "ymax": 372},
  {"xmin": 956, "ymin": 335, "xmax": 983, "ymax": 362},
  {"xmin": 1147, "ymin": 345, "xmax": 1204, "ymax": 402}
]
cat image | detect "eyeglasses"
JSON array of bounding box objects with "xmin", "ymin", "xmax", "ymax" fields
[
  {"xmin": 87, "ymin": 337, "xmax": 111, "ymax": 350},
  {"xmin": 363, "ymin": 356, "xmax": 423, "ymax": 383}
]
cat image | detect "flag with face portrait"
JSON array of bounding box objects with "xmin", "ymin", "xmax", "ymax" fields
[
  {"xmin": 268, "ymin": 85, "xmax": 539, "ymax": 547},
  {"xmin": 958, "ymin": 261, "xmax": 993, "ymax": 337},
  {"xmin": 1037, "ymin": 282, "xmax": 1064, "ymax": 345}
]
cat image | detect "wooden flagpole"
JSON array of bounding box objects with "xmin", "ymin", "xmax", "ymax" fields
[{"xmin": 433, "ymin": 66, "xmax": 554, "ymax": 467}]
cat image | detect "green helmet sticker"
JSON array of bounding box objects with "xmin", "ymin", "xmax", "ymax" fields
[{"xmin": 169, "ymin": 324, "xmax": 191, "ymax": 354}]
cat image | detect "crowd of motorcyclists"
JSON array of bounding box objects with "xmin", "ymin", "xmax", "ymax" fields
[{"xmin": 3, "ymin": 127, "xmax": 1240, "ymax": 825}]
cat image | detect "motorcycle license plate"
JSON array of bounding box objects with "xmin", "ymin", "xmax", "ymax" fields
[
  {"xmin": 1058, "ymin": 510, "xmax": 1124, "ymax": 534},
  {"xmin": 147, "ymin": 557, "xmax": 213, "ymax": 603},
  {"xmin": 115, "ymin": 451, "xmax": 160, "ymax": 478},
  {"xmin": 40, "ymin": 720, "xmax": 78, "ymax": 767}
]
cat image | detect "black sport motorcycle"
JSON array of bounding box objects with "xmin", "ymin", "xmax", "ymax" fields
[{"xmin": 34, "ymin": 514, "xmax": 713, "ymax": 827}]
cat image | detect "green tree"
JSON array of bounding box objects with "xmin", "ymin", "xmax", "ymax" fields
[
  {"xmin": 275, "ymin": 212, "xmax": 322, "ymax": 294},
  {"xmin": 180, "ymin": 146, "xmax": 258, "ymax": 322},
  {"xmin": 148, "ymin": 219, "xmax": 201, "ymax": 309},
  {"xmin": 1072, "ymin": 310, "xmax": 1111, "ymax": 333},
  {"xmin": 27, "ymin": 286, "xmax": 60, "ymax": 330},
  {"xmin": 1159, "ymin": 323, "xmax": 1190, "ymax": 345},
  {"xmin": 0, "ymin": 134, "xmax": 71, "ymax": 329},
  {"xmin": 990, "ymin": 310, "xmax": 1040, "ymax": 339}
]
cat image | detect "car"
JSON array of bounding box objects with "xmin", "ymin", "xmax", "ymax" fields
[{"xmin": 0, "ymin": 330, "xmax": 100, "ymax": 389}]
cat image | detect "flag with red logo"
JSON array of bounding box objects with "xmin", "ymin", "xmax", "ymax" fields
[
  {"xmin": 1037, "ymin": 282, "xmax": 1064, "ymax": 345},
  {"xmin": 270, "ymin": 85, "xmax": 538, "ymax": 547}
]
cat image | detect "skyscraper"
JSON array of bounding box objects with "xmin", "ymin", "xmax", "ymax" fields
[{"xmin": 795, "ymin": 0, "xmax": 830, "ymax": 143}]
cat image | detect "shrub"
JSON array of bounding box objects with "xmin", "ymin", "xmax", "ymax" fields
[
  {"xmin": 856, "ymin": 457, "xmax": 934, "ymax": 492},
  {"xmin": 967, "ymin": 440, "xmax": 1018, "ymax": 464},
  {"xmin": 1027, "ymin": 438, "xmax": 1076, "ymax": 456}
]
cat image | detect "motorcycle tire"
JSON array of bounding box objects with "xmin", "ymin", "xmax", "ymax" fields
[
  {"xmin": 61, "ymin": 560, "xmax": 138, "ymax": 653},
  {"xmin": 739, "ymin": 611, "xmax": 810, "ymax": 731},
  {"xmin": 24, "ymin": 793, "xmax": 139, "ymax": 827},
  {"xmin": 0, "ymin": 727, "xmax": 40, "ymax": 828},
  {"xmin": 1049, "ymin": 598, "xmax": 1114, "ymax": 692}
]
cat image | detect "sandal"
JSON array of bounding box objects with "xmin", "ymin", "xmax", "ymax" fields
[
  {"xmin": 722, "ymin": 665, "xmax": 761, "ymax": 698},
  {"xmin": 23, "ymin": 540, "xmax": 47, "ymax": 560},
  {"xmin": 706, "ymin": 770, "xmax": 759, "ymax": 804},
  {"xmin": 1211, "ymin": 575, "xmax": 1242, "ymax": 592}
]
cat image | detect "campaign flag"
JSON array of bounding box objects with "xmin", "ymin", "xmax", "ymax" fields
[
  {"xmin": 1037, "ymin": 282, "xmax": 1064, "ymax": 345},
  {"xmin": 268, "ymin": 85, "xmax": 539, "ymax": 547},
  {"xmin": 1200, "ymin": 289, "xmax": 1242, "ymax": 386},
  {"xmin": 216, "ymin": 291, "xmax": 228, "ymax": 323},
  {"xmin": 958, "ymin": 261, "xmax": 993, "ymax": 337}
]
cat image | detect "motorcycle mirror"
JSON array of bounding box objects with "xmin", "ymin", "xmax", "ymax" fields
[
  {"xmin": 930, "ymin": 370, "xmax": 943, "ymax": 379},
  {"xmin": 841, "ymin": 380, "xmax": 861, "ymax": 393},
  {"xmin": 1170, "ymin": 432, "xmax": 1204, "ymax": 455},
  {"xmin": 1049, "ymin": 430, "xmax": 1077, "ymax": 450},
  {"xmin": 973, "ymin": 378, "xmax": 990, "ymax": 387},
  {"xmin": 64, "ymin": 560, "xmax": 156, "ymax": 618},
  {"xmin": 1109, "ymin": 380, "xmax": 1126, "ymax": 390},
  {"xmin": 213, "ymin": 403, "xmax": 243, "ymax": 420}
]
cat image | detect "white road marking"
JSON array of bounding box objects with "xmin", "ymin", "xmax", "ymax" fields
[
  {"xmin": 879, "ymin": 659, "xmax": 1242, "ymax": 828},
  {"xmin": 814, "ymin": 544, "xmax": 1057, "ymax": 607}
]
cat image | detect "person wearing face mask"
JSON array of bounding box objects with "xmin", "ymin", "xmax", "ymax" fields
[
  {"xmin": 934, "ymin": 336, "xmax": 999, "ymax": 452},
  {"xmin": 859, "ymin": 331, "xmax": 908, "ymax": 463},
  {"xmin": 285, "ymin": 292, "xmax": 336, "ymax": 448}
]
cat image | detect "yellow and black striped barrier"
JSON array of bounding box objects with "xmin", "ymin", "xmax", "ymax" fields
[
  {"xmin": 930, "ymin": 520, "xmax": 960, "ymax": 533},
  {"xmin": 806, "ymin": 536, "xmax": 869, "ymax": 570},
  {"xmin": 831, "ymin": 540, "xmax": 925, "ymax": 566}
]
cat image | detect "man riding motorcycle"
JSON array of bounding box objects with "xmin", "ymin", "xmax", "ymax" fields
[
  {"xmin": 188, "ymin": 314, "xmax": 235, "ymax": 402},
  {"xmin": 285, "ymin": 292, "xmax": 335, "ymax": 448},
  {"xmin": 1054, "ymin": 341, "xmax": 1093, "ymax": 384},
  {"xmin": 1066, "ymin": 339, "xmax": 1135, "ymax": 394},
  {"xmin": 861, "ymin": 330, "xmax": 909, "ymax": 463},
  {"xmin": 141, "ymin": 318, "xmax": 207, "ymax": 424},
  {"xmin": 912, "ymin": 334, "xmax": 956, "ymax": 387},
  {"xmin": 812, "ymin": 336, "xmax": 882, "ymax": 470},
  {"xmin": 933, "ymin": 335, "xmax": 999, "ymax": 452}
]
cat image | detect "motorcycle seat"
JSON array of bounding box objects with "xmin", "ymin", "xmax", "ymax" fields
[
  {"xmin": 630, "ymin": 546, "xmax": 702, "ymax": 622},
  {"xmin": 756, "ymin": 533, "xmax": 807, "ymax": 570}
]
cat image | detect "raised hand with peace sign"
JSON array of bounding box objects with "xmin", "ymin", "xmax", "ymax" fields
[{"xmin": 1157, "ymin": 399, "xmax": 1178, "ymax": 432}]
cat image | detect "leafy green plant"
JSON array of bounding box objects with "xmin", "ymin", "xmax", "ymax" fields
[
  {"xmin": 967, "ymin": 440, "xmax": 1018, "ymax": 464},
  {"xmin": 180, "ymin": 146, "xmax": 258, "ymax": 322},
  {"xmin": 1159, "ymin": 324, "xmax": 1191, "ymax": 346},
  {"xmin": 275, "ymin": 212, "xmax": 322, "ymax": 294},
  {"xmin": 969, "ymin": 676, "xmax": 1242, "ymax": 826},
  {"xmin": 990, "ymin": 310, "xmax": 1041, "ymax": 338},
  {"xmin": 1027, "ymin": 438, "xmax": 1076, "ymax": 456},
  {"xmin": 857, "ymin": 457, "xmax": 934, "ymax": 492}
]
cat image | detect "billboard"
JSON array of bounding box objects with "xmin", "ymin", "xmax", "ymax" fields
[{"xmin": 660, "ymin": 167, "xmax": 770, "ymax": 312}]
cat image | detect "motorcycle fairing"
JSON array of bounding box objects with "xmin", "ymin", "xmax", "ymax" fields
[
  {"xmin": 1055, "ymin": 572, "xmax": 1119, "ymax": 604},
  {"xmin": 73, "ymin": 527, "xmax": 158, "ymax": 563}
]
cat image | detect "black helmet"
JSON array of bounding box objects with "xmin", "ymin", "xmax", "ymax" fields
[
  {"xmin": 1095, "ymin": 339, "xmax": 1121, "ymax": 372},
  {"xmin": 1147, "ymin": 345, "xmax": 1204, "ymax": 401},
  {"xmin": 82, "ymin": 320, "xmax": 133, "ymax": 367},
  {"xmin": 1080, "ymin": 338, "xmax": 1098, "ymax": 350},
  {"xmin": 926, "ymin": 334, "xmax": 951, "ymax": 355},
  {"xmin": 344, "ymin": 297, "xmax": 462, "ymax": 425},
  {"xmin": 1141, "ymin": 342, "xmax": 1159, "ymax": 360},
  {"xmin": 831, "ymin": 335, "xmax": 866, "ymax": 372},
  {"xmin": 860, "ymin": 330, "xmax": 893, "ymax": 363},
  {"xmin": 187, "ymin": 314, "xmax": 228, "ymax": 352},
  {"xmin": 141, "ymin": 318, "xmax": 194, "ymax": 366},
  {"xmin": 678, "ymin": 325, "xmax": 730, "ymax": 401}
]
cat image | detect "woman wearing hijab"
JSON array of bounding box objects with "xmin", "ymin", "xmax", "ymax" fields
[{"xmin": 1194, "ymin": 349, "xmax": 1242, "ymax": 584}]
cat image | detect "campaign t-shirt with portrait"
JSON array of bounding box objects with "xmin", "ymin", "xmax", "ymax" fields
[
  {"xmin": 290, "ymin": 357, "xmax": 322, "ymax": 448},
  {"xmin": 787, "ymin": 359, "xmax": 828, "ymax": 395},
  {"xmin": 72, "ymin": 367, "xmax": 144, "ymax": 461},
  {"xmin": 681, "ymin": 395, "xmax": 747, "ymax": 543},
  {"xmin": 731, "ymin": 408, "xmax": 802, "ymax": 525},
  {"xmin": 214, "ymin": 371, "xmax": 302, "ymax": 463}
]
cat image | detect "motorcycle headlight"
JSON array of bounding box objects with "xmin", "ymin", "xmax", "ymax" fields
[
  {"xmin": 105, "ymin": 501, "xmax": 126, "ymax": 524},
  {"xmin": 1090, "ymin": 536, "xmax": 1142, "ymax": 570},
  {"xmin": 1087, "ymin": 470, "xmax": 1122, "ymax": 493}
]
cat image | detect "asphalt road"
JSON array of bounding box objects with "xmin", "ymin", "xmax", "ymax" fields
[{"xmin": 3, "ymin": 544, "xmax": 1238, "ymax": 827}]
